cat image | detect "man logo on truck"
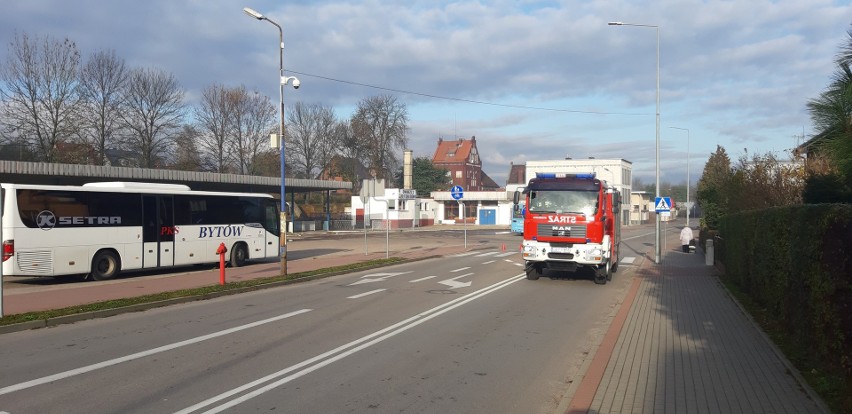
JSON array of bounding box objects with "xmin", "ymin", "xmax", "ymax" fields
[{"xmin": 552, "ymin": 226, "xmax": 573, "ymax": 236}]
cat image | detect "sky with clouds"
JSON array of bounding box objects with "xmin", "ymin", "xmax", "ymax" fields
[{"xmin": 1, "ymin": 0, "xmax": 851, "ymax": 186}]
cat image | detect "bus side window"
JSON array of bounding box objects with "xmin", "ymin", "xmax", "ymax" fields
[{"xmin": 264, "ymin": 201, "xmax": 278, "ymax": 234}]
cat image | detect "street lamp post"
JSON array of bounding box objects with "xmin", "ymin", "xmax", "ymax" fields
[
  {"xmin": 669, "ymin": 126, "xmax": 690, "ymax": 228},
  {"xmin": 243, "ymin": 7, "xmax": 299, "ymax": 275},
  {"xmin": 608, "ymin": 21, "xmax": 661, "ymax": 264}
]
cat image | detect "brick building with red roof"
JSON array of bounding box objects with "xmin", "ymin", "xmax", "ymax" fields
[{"xmin": 431, "ymin": 136, "xmax": 500, "ymax": 191}]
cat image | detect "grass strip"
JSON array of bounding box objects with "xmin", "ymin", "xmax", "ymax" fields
[{"xmin": 0, "ymin": 257, "xmax": 405, "ymax": 328}]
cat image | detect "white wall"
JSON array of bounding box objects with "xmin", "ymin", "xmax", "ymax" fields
[{"xmin": 350, "ymin": 190, "xmax": 437, "ymax": 225}]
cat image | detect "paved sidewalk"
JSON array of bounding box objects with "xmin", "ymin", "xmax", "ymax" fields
[{"xmin": 565, "ymin": 235, "xmax": 829, "ymax": 413}]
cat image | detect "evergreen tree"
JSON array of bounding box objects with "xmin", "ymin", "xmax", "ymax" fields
[{"xmin": 696, "ymin": 145, "xmax": 732, "ymax": 229}]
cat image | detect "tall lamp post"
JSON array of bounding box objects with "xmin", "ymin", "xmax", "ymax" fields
[
  {"xmin": 669, "ymin": 126, "xmax": 690, "ymax": 228},
  {"xmin": 243, "ymin": 7, "xmax": 300, "ymax": 275},
  {"xmin": 608, "ymin": 21, "xmax": 661, "ymax": 264}
]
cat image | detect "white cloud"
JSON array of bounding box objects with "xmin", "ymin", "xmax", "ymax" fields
[{"xmin": 1, "ymin": 0, "xmax": 850, "ymax": 185}]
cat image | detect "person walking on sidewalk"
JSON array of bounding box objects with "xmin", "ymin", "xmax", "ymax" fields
[{"xmin": 680, "ymin": 225, "xmax": 694, "ymax": 253}]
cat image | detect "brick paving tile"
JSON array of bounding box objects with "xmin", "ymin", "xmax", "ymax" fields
[{"xmin": 577, "ymin": 236, "xmax": 829, "ymax": 414}]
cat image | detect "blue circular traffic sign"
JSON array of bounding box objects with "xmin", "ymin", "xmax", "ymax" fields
[{"xmin": 450, "ymin": 185, "xmax": 464, "ymax": 200}]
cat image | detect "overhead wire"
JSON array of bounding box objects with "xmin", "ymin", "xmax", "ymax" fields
[{"xmin": 286, "ymin": 69, "xmax": 650, "ymax": 117}]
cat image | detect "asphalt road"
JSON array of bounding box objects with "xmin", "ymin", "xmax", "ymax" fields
[{"xmin": 0, "ymin": 227, "xmax": 650, "ymax": 413}]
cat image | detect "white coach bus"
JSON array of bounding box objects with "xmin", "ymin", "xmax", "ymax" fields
[{"xmin": 1, "ymin": 181, "xmax": 279, "ymax": 280}]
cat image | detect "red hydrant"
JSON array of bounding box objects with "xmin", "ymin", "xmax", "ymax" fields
[{"xmin": 216, "ymin": 243, "xmax": 228, "ymax": 285}]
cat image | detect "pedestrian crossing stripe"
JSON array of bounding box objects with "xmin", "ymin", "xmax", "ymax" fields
[{"xmin": 655, "ymin": 198, "xmax": 670, "ymax": 211}]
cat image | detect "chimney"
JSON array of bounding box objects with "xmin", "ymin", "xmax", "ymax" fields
[{"xmin": 403, "ymin": 149, "xmax": 413, "ymax": 189}]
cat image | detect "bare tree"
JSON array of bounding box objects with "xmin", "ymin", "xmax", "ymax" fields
[
  {"xmin": 231, "ymin": 87, "xmax": 276, "ymax": 175},
  {"xmin": 121, "ymin": 67, "xmax": 185, "ymax": 168},
  {"xmin": 171, "ymin": 124, "xmax": 204, "ymax": 171},
  {"xmin": 285, "ymin": 102, "xmax": 340, "ymax": 179},
  {"xmin": 78, "ymin": 49, "xmax": 128, "ymax": 165},
  {"xmin": 0, "ymin": 32, "xmax": 82, "ymax": 162},
  {"xmin": 324, "ymin": 122, "xmax": 367, "ymax": 193},
  {"xmin": 349, "ymin": 95, "xmax": 409, "ymax": 180},
  {"xmin": 195, "ymin": 83, "xmax": 235, "ymax": 173},
  {"xmin": 733, "ymin": 151, "xmax": 805, "ymax": 209}
]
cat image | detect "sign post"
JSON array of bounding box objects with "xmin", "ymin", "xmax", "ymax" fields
[
  {"xmin": 450, "ymin": 186, "xmax": 466, "ymax": 248},
  {"xmin": 655, "ymin": 197, "xmax": 672, "ymax": 256},
  {"xmin": 400, "ymin": 189, "xmax": 417, "ymax": 227},
  {"xmin": 654, "ymin": 197, "xmax": 672, "ymax": 214}
]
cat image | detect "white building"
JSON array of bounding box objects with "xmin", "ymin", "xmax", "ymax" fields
[{"xmin": 350, "ymin": 189, "xmax": 439, "ymax": 229}]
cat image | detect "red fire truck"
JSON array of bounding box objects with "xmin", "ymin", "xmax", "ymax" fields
[{"xmin": 513, "ymin": 172, "xmax": 621, "ymax": 284}]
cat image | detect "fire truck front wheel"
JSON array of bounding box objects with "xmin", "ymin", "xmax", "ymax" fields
[
  {"xmin": 525, "ymin": 262, "xmax": 542, "ymax": 280},
  {"xmin": 595, "ymin": 260, "xmax": 612, "ymax": 285}
]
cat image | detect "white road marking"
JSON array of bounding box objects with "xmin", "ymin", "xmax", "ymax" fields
[
  {"xmin": 438, "ymin": 273, "xmax": 474, "ymax": 289},
  {"xmin": 451, "ymin": 252, "xmax": 478, "ymax": 257},
  {"xmin": 346, "ymin": 289, "xmax": 386, "ymax": 299},
  {"xmin": 0, "ymin": 309, "xmax": 313, "ymax": 396},
  {"xmin": 348, "ymin": 271, "xmax": 411, "ymax": 286},
  {"xmin": 176, "ymin": 274, "xmax": 527, "ymax": 414},
  {"xmin": 620, "ymin": 257, "xmax": 636, "ymax": 264},
  {"xmin": 495, "ymin": 252, "xmax": 516, "ymax": 257},
  {"xmin": 450, "ymin": 267, "xmax": 471, "ymax": 273},
  {"xmin": 409, "ymin": 276, "xmax": 437, "ymax": 283},
  {"xmin": 481, "ymin": 260, "xmax": 496, "ymax": 265},
  {"xmin": 622, "ymin": 232, "xmax": 655, "ymax": 241},
  {"xmin": 475, "ymin": 251, "xmax": 499, "ymax": 257}
]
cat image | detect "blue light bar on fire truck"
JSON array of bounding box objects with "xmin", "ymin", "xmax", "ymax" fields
[{"xmin": 535, "ymin": 172, "xmax": 596, "ymax": 179}]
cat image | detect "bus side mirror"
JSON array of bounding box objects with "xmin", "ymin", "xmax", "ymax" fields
[{"xmin": 513, "ymin": 190, "xmax": 520, "ymax": 204}]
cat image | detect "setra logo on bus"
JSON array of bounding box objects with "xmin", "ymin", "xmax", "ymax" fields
[
  {"xmin": 36, "ymin": 210, "xmax": 122, "ymax": 230},
  {"xmin": 198, "ymin": 225, "xmax": 243, "ymax": 238}
]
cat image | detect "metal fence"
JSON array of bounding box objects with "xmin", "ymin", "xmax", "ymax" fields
[{"xmin": 292, "ymin": 213, "xmax": 356, "ymax": 232}]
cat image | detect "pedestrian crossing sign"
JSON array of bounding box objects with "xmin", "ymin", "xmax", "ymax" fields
[{"xmin": 655, "ymin": 197, "xmax": 672, "ymax": 213}]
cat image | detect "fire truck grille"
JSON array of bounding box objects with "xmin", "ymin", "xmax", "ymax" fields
[
  {"xmin": 537, "ymin": 224, "xmax": 587, "ymax": 238},
  {"xmin": 548, "ymin": 252, "xmax": 575, "ymax": 260}
]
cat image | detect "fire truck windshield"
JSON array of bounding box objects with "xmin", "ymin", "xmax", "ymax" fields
[{"xmin": 529, "ymin": 190, "xmax": 598, "ymax": 215}]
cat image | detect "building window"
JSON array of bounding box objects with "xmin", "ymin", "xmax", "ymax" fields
[{"xmin": 456, "ymin": 170, "xmax": 463, "ymax": 178}]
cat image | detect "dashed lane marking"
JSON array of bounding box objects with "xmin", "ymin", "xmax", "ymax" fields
[
  {"xmin": 347, "ymin": 289, "xmax": 386, "ymax": 299},
  {"xmin": 475, "ymin": 251, "xmax": 500, "ymax": 257},
  {"xmin": 409, "ymin": 276, "xmax": 437, "ymax": 283}
]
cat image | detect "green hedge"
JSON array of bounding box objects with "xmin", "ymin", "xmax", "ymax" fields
[{"xmin": 718, "ymin": 204, "xmax": 852, "ymax": 407}]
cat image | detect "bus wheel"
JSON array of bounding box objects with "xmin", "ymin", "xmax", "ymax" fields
[
  {"xmin": 91, "ymin": 251, "xmax": 120, "ymax": 281},
  {"xmin": 230, "ymin": 244, "xmax": 248, "ymax": 267}
]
